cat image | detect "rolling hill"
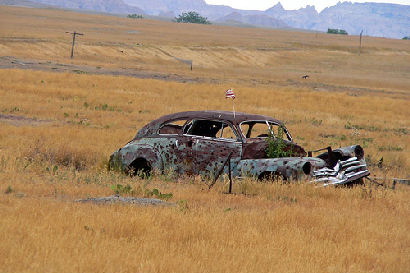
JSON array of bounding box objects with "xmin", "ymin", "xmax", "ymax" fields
[{"xmin": 3, "ymin": 0, "xmax": 409, "ymax": 38}]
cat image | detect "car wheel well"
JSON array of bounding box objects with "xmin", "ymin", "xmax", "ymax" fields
[{"xmin": 127, "ymin": 157, "xmax": 152, "ymax": 178}]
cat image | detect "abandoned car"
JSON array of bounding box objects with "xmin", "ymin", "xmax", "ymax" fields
[{"xmin": 109, "ymin": 111, "xmax": 370, "ymax": 185}]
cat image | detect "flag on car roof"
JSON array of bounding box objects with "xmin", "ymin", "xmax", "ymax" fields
[{"xmin": 225, "ymin": 88, "xmax": 235, "ymax": 99}]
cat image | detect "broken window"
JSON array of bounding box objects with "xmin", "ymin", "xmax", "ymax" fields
[
  {"xmin": 240, "ymin": 121, "xmax": 292, "ymax": 141},
  {"xmin": 184, "ymin": 119, "xmax": 238, "ymax": 140},
  {"xmin": 158, "ymin": 119, "xmax": 187, "ymax": 135}
]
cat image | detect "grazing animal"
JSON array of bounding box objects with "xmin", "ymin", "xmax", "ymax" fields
[
  {"xmin": 377, "ymin": 157, "xmax": 384, "ymax": 169},
  {"xmin": 302, "ymin": 75, "xmax": 309, "ymax": 79}
]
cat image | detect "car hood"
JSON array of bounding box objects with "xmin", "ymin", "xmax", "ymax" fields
[{"xmin": 242, "ymin": 138, "xmax": 306, "ymax": 159}]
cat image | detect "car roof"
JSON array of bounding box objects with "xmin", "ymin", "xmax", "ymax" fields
[
  {"xmin": 151, "ymin": 111, "xmax": 282, "ymax": 125},
  {"xmin": 135, "ymin": 110, "xmax": 284, "ymax": 138}
]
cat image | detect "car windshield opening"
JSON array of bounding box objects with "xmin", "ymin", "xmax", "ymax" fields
[{"xmin": 240, "ymin": 121, "xmax": 292, "ymax": 141}]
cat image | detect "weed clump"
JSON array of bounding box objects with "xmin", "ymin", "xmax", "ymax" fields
[
  {"xmin": 5, "ymin": 185, "xmax": 13, "ymax": 194},
  {"xmin": 110, "ymin": 183, "xmax": 173, "ymax": 200},
  {"xmin": 266, "ymin": 126, "xmax": 292, "ymax": 158},
  {"xmin": 25, "ymin": 140, "xmax": 97, "ymax": 171}
]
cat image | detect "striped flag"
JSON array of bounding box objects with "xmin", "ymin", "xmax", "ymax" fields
[{"xmin": 225, "ymin": 88, "xmax": 235, "ymax": 99}]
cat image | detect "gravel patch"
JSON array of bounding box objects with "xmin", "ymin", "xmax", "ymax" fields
[
  {"xmin": 0, "ymin": 114, "xmax": 54, "ymax": 127},
  {"xmin": 75, "ymin": 195, "xmax": 174, "ymax": 206}
]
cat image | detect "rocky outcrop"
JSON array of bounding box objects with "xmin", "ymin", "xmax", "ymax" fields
[
  {"xmin": 265, "ymin": 3, "xmax": 320, "ymax": 30},
  {"xmin": 216, "ymin": 12, "xmax": 288, "ymax": 29}
]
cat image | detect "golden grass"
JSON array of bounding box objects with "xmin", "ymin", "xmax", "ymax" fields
[
  {"xmin": 1, "ymin": 173, "xmax": 409, "ymax": 273},
  {"xmin": 0, "ymin": 5, "xmax": 409, "ymax": 273}
]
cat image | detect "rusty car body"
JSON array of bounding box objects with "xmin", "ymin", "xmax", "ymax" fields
[{"xmin": 109, "ymin": 111, "xmax": 370, "ymax": 185}]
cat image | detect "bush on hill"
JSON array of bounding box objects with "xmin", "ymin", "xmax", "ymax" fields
[
  {"xmin": 127, "ymin": 14, "xmax": 143, "ymax": 19},
  {"xmin": 175, "ymin": 11, "xmax": 211, "ymax": 24},
  {"xmin": 327, "ymin": 28, "xmax": 348, "ymax": 35}
]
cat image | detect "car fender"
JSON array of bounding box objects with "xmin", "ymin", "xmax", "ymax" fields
[
  {"xmin": 238, "ymin": 157, "xmax": 326, "ymax": 179},
  {"xmin": 317, "ymin": 145, "xmax": 366, "ymax": 167},
  {"xmin": 110, "ymin": 143, "xmax": 163, "ymax": 171},
  {"xmin": 333, "ymin": 145, "xmax": 364, "ymax": 160}
]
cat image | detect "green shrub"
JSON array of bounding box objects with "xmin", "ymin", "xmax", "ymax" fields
[
  {"xmin": 175, "ymin": 12, "xmax": 210, "ymax": 24},
  {"xmin": 145, "ymin": 188, "xmax": 173, "ymax": 201},
  {"xmin": 111, "ymin": 184, "xmax": 135, "ymax": 195},
  {"xmin": 327, "ymin": 28, "xmax": 348, "ymax": 35},
  {"xmin": 127, "ymin": 14, "xmax": 143, "ymax": 19},
  {"xmin": 266, "ymin": 126, "xmax": 292, "ymax": 158}
]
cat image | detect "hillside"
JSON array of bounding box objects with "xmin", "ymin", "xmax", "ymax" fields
[{"xmin": 3, "ymin": 0, "xmax": 409, "ymax": 38}]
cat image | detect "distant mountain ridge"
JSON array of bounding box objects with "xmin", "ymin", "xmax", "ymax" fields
[
  {"xmin": 264, "ymin": 3, "xmax": 321, "ymax": 29},
  {"xmin": 256, "ymin": 2, "xmax": 410, "ymax": 39},
  {"xmin": 9, "ymin": 0, "xmax": 144, "ymax": 14},
  {"xmin": 317, "ymin": 2, "xmax": 410, "ymax": 39},
  {"xmin": 4, "ymin": 0, "xmax": 409, "ymax": 38},
  {"xmin": 0, "ymin": 0, "xmax": 51, "ymax": 8},
  {"xmin": 122, "ymin": 0, "xmax": 409, "ymax": 38},
  {"xmin": 216, "ymin": 12, "xmax": 288, "ymax": 29}
]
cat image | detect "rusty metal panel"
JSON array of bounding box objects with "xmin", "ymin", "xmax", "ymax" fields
[
  {"xmin": 238, "ymin": 157, "xmax": 326, "ymax": 179},
  {"xmin": 193, "ymin": 137, "xmax": 242, "ymax": 177}
]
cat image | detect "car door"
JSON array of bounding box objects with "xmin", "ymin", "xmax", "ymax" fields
[
  {"xmin": 172, "ymin": 134, "xmax": 197, "ymax": 175},
  {"xmin": 156, "ymin": 119, "xmax": 196, "ymax": 175},
  {"xmin": 189, "ymin": 120, "xmax": 242, "ymax": 177}
]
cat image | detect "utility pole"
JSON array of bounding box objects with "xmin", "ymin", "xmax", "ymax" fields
[
  {"xmin": 359, "ymin": 30, "xmax": 363, "ymax": 56},
  {"xmin": 66, "ymin": 31, "xmax": 84, "ymax": 59}
]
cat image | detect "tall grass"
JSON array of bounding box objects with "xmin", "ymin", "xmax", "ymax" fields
[{"xmin": 1, "ymin": 69, "xmax": 408, "ymax": 176}]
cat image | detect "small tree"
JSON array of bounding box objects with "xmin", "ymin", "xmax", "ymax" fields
[
  {"xmin": 266, "ymin": 126, "xmax": 292, "ymax": 158},
  {"xmin": 127, "ymin": 14, "xmax": 143, "ymax": 19},
  {"xmin": 338, "ymin": 29, "xmax": 348, "ymax": 35},
  {"xmin": 175, "ymin": 11, "xmax": 210, "ymax": 24}
]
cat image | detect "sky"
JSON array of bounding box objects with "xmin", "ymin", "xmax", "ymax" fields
[{"xmin": 204, "ymin": 0, "xmax": 410, "ymax": 12}]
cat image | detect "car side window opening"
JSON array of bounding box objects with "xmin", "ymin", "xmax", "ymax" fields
[
  {"xmin": 184, "ymin": 119, "xmax": 238, "ymax": 140},
  {"xmin": 240, "ymin": 121, "xmax": 292, "ymax": 141},
  {"xmin": 158, "ymin": 119, "xmax": 188, "ymax": 135}
]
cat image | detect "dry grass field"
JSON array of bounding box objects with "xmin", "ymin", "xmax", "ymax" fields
[{"xmin": 0, "ymin": 5, "xmax": 409, "ymax": 273}]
